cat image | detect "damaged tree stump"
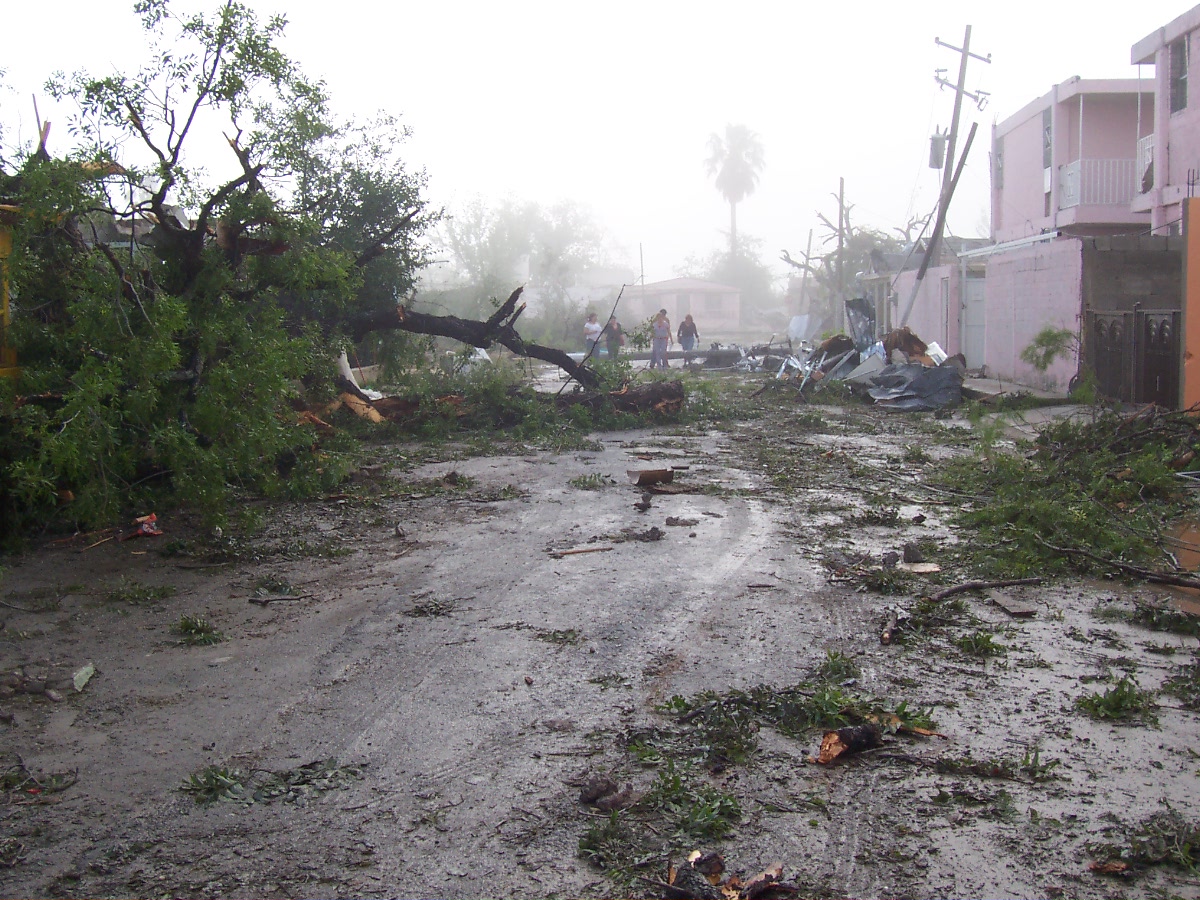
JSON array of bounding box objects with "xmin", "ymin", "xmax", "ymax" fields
[{"xmin": 817, "ymin": 723, "xmax": 883, "ymax": 764}]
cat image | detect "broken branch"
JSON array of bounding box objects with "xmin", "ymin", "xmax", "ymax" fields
[{"xmin": 929, "ymin": 578, "xmax": 1043, "ymax": 602}]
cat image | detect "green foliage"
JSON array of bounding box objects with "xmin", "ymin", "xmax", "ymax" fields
[
  {"xmin": 0, "ymin": 1, "xmax": 430, "ymax": 547},
  {"xmin": 1020, "ymin": 326, "xmax": 1078, "ymax": 373},
  {"xmin": 862, "ymin": 568, "xmax": 911, "ymax": 595},
  {"xmin": 578, "ymin": 812, "xmax": 647, "ymax": 873},
  {"xmin": 174, "ymin": 614, "xmax": 224, "ymax": 646},
  {"xmin": 934, "ymin": 747, "xmax": 1061, "ymax": 781},
  {"xmin": 1091, "ymin": 809, "xmax": 1200, "ymax": 872},
  {"xmin": 1162, "ymin": 656, "xmax": 1200, "ymax": 710},
  {"xmin": 568, "ymin": 473, "xmax": 608, "ymax": 491},
  {"xmin": 934, "ymin": 408, "xmax": 1200, "ymax": 578},
  {"xmin": 1075, "ymin": 676, "xmax": 1159, "ymax": 725},
  {"xmin": 105, "ymin": 578, "xmax": 175, "ymax": 605},
  {"xmin": 638, "ymin": 760, "xmax": 741, "ymax": 840},
  {"xmin": 954, "ymin": 630, "xmax": 1008, "ymax": 657},
  {"xmin": 180, "ymin": 758, "xmax": 360, "ymax": 805},
  {"xmin": 1095, "ymin": 599, "xmax": 1200, "ymax": 636},
  {"xmin": 813, "ymin": 649, "xmax": 860, "ymax": 683}
]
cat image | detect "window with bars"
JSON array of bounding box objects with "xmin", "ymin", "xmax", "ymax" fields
[{"xmin": 1171, "ymin": 37, "xmax": 1188, "ymax": 113}]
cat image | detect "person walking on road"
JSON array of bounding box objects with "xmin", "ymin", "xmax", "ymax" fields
[
  {"xmin": 583, "ymin": 313, "xmax": 602, "ymax": 359},
  {"xmin": 650, "ymin": 309, "xmax": 672, "ymax": 369},
  {"xmin": 677, "ymin": 314, "xmax": 699, "ymax": 354},
  {"xmin": 601, "ymin": 315, "xmax": 624, "ymax": 361}
]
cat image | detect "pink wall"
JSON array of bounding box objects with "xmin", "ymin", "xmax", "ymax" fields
[
  {"xmin": 993, "ymin": 80, "xmax": 1152, "ymax": 243},
  {"xmin": 983, "ymin": 239, "xmax": 1083, "ymax": 391},
  {"xmin": 893, "ymin": 265, "xmax": 961, "ymax": 356},
  {"xmin": 993, "ymin": 108, "xmax": 1049, "ymax": 242}
]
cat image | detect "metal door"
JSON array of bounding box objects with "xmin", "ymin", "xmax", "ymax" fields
[{"xmin": 961, "ymin": 276, "xmax": 986, "ymax": 368}]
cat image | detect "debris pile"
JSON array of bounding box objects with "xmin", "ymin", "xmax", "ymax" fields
[
  {"xmin": 751, "ymin": 304, "xmax": 967, "ymax": 409},
  {"xmin": 647, "ymin": 854, "xmax": 801, "ymax": 900}
]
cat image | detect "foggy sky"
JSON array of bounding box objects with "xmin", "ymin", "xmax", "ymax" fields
[{"xmin": 2, "ymin": 1, "xmax": 1184, "ymax": 283}]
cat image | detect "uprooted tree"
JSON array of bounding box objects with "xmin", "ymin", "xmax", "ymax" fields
[{"xmin": 0, "ymin": 0, "xmax": 615, "ymax": 544}]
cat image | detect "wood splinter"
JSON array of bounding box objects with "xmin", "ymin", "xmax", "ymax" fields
[{"xmin": 549, "ymin": 546, "xmax": 614, "ymax": 560}]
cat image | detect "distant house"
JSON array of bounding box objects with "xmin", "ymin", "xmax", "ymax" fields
[{"xmin": 621, "ymin": 277, "xmax": 741, "ymax": 331}]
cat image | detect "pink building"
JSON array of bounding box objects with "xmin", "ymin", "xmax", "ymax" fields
[
  {"xmin": 933, "ymin": 76, "xmax": 1160, "ymax": 392},
  {"xmin": 992, "ymin": 77, "xmax": 1152, "ymax": 242},
  {"xmin": 1133, "ymin": 7, "xmax": 1200, "ymax": 235},
  {"xmin": 621, "ymin": 277, "xmax": 741, "ymax": 331}
]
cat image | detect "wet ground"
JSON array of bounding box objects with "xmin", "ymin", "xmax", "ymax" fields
[{"xmin": 2, "ymin": 390, "xmax": 1199, "ymax": 899}]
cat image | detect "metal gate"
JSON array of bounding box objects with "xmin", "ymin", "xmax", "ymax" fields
[{"xmin": 1083, "ymin": 308, "xmax": 1180, "ymax": 407}]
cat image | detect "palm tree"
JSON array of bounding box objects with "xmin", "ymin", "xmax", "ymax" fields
[{"xmin": 705, "ymin": 124, "xmax": 765, "ymax": 257}]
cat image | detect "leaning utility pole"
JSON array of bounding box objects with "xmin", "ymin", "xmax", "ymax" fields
[{"xmin": 899, "ymin": 25, "xmax": 991, "ymax": 328}]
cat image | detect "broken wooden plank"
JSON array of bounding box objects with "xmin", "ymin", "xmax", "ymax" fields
[
  {"xmin": 549, "ymin": 546, "xmax": 614, "ymax": 560},
  {"xmin": 987, "ymin": 589, "xmax": 1037, "ymax": 618}
]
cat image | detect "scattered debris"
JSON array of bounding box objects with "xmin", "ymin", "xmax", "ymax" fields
[
  {"xmin": 634, "ymin": 491, "xmax": 654, "ymax": 512},
  {"xmin": 665, "ymin": 516, "xmax": 699, "ymax": 527},
  {"xmin": 405, "ymin": 598, "xmax": 456, "ymax": 617},
  {"xmin": 1, "ymin": 762, "xmax": 78, "ymax": 800},
  {"xmin": 578, "ymin": 773, "xmax": 619, "ymax": 803},
  {"xmin": 71, "ymin": 663, "xmax": 95, "ymax": 692},
  {"xmin": 988, "ymin": 590, "xmax": 1037, "ymax": 618},
  {"xmin": 628, "ymin": 468, "xmax": 675, "ymax": 486},
  {"xmin": 880, "ymin": 612, "xmax": 901, "ymax": 645},
  {"xmin": 549, "ymin": 546, "xmax": 614, "ymax": 560},
  {"xmin": 929, "ymin": 578, "xmax": 1043, "ymax": 603},
  {"xmin": 816, "ymin": 723, "xmax": 883, "ymax": 764},
  {"xmin": 117, "ymin": 513, "xmax": 163, "ymax": 542},
  {"xmin": 180, "ymin": 758, "xmax": 361, "ymax": 805},
  {"xmin": 247, "ymin": 594, "xmax": 309, "ymax": 606},
  {"xmin": 619, "ymin": 526, "xmax": 665, "ymax": 543},
  {"xmin": 642, "ymin": 855, "xmax": 799, "ymax": 900}
]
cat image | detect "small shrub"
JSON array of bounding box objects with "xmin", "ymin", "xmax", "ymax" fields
[
  {"xmin": 174, "ymin": 615, "xmax": 224, "ymax": 646},
  {"xmin": 1076, "ymin": 676, "xmax": 1158, "ymax": 725},
  {"xmin": 954, "ymin": 631, "xmax": 1007, "ymax": 657}
]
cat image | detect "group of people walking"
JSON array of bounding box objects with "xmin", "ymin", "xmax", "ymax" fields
[{"xmin": 583, "ymin": 310, "xmax": 699, "ymax": 370}]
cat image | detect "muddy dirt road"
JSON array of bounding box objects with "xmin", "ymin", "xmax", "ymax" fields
[{"xmin": 2, "ymin": 400, "xmax": 1199, "ymax": 899}]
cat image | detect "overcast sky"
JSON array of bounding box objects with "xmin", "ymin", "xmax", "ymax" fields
[{"xmin": 2, "ymin": 1, "xmax": 1187, "ymax": 282}]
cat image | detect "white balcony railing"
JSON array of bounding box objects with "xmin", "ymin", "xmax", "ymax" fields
[
  {"xmin": 1058, "ymin": 158, "xmax": 1138, "ymax": 209},
  {"xmin": 1137, "ymin": 134, "xmax": 1154, "ymax": 192}
]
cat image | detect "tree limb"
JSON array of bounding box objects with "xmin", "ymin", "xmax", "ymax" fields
[
  {"xmin": 356, "ymin": 286, "xmax": 601, "ymax": 388},
  {"xmin": 354, "ymin": 209, "xmax": 420, "ymax": 268}
]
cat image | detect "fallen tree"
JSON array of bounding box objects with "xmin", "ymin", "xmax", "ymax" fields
[{"xmin": 352, "ymin": 286, "xmax": 602, "ymax": 390}]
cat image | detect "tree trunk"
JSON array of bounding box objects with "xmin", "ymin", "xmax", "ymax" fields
[
  {"xmin": 356, "ymin": 286, "xmax": 601, "ymax": 389},
  {"xmin": 730, "ymin": 201, "xmax": 738, "ymax": 256}
]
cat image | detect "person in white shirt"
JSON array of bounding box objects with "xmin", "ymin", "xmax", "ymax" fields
[{"xmin": 583, "ymin": 313, "xmax": 603, "ymax": 358}]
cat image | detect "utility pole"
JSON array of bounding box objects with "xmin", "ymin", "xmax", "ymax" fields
[
  {"xmin": 836, "ymin": 177, "xmax": 845, "ymax": 332},
  {"xmin": 797, "ymin": 228, "xmax": 814, "ymax": 317},
  {"xmin": 899, "ymin": 25, "xmax": 991, "ymax": 328}
]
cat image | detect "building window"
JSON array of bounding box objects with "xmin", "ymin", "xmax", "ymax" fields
[
  {"xmin": 1171, "ymin": 37, "xmax": 1188, "ymax": 113},
  {"xmin": 1041, "ymin": 108, "xmax": 1052, "ymax": 169},
  {"xmin": 705, "ymin": 294, "xmax": 723, "ymax": 313},
  {"xmin": 992, "ymin": 144, "xmax": 1003, "ymax": 189}
]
